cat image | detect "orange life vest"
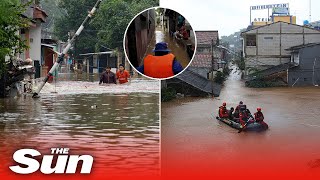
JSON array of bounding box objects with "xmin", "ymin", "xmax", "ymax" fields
[{"xmin": 143, "ymin": 53, "xmax": 175, "ymax": 78}]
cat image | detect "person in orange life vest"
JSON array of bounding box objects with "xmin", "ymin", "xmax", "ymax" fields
[
  {"xmin": 136, "ymin": 42, "xmax": 183, "ymax": 78},
  {"xmin": 116, "ymin": 64, "xmax": 130, "ymax": 84},
  {"xmin": 219, "ymin": 102, "xmax": 229, "ymax": 118},
  {"xmin": 254, "ymin": 107, "xmax": 268, "ymax": 129}
]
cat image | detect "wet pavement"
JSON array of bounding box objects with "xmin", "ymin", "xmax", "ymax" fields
[
  {"xmin": 161, "ymin": 66, "xmax": 320, "ymax": 178},
  {"xmin": 0, "ymin": 78, "xmax": 160, "ymax": 176},
  {"xmin": 144, "ymin": 27, "xmax": 191, "ymax": 68}
]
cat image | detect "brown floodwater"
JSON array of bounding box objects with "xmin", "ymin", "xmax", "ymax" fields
[
  {"xmin": 144, "ymin": 27, "xmax": 191, "ymax": 68},
  {"xmin": 0, "ymin": 78, "xmax": 159, "ymax": 176},
  {"xmin": 161, "ymin": 66, "xmax": 320, "ymax": 178}
]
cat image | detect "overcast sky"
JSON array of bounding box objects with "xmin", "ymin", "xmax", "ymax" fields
[{"xmin": 160, "ymin": 0, "xmax": 320, "ymax": 37}]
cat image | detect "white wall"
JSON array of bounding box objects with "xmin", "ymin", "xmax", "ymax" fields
[
  {"xmin": 29, "ymin": 21, "xmax": 42, "ymax": 61},
  {"xmin": 244, "ymin": 22, "xmax": 320, "ymax": 71}
]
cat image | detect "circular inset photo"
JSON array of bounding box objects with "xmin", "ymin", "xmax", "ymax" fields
[{"xmin": 124, "ymin": 7, "xmax": 196, "ymax": 80}]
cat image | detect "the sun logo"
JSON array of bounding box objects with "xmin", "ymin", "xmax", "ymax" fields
[{"xmin": 9, "ymin": 148, "xmax": 94, "ymax": 174}]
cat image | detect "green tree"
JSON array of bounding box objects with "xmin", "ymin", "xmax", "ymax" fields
[
  {"xmin": 53, "ymin": 0, "xmax": 158, "ymax": 57},
  {"xmin": 40, "ymin": 0, "xmax": 66, "ymax": 32},
  {"xmin": 94, "ymin": 0, "xmax": 158, "ymax": 50},
  {"xmin": 0, "ymin": 0, "xmax": 29, "ymax": 77},
  {"xmin": 54, "ymin": 0, "xmax": 98, "ymax": 57}
]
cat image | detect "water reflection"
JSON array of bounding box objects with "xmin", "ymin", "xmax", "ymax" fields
[
  {"xmin": 162, "ymin": 66, "xmax": 320, "ymax": 177},
  {"xmin": 0, "ymin": 93, "xmax": 159, "ymax": 176}
]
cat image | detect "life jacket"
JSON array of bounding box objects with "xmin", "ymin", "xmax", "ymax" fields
[
  {"xmin": 219, "ymin": 106, "xmax": 228, "ymax": 118},
  {"xmin": 144, "ymin": 53, "xmax": 175, "ymax": 78},
  {"xmin": 239, "ymin": 112, "xmax": 246, "ymax": 126},
  {"xmin": 254, "ymin": 112, "xmax": 264, "ymax": 122}
]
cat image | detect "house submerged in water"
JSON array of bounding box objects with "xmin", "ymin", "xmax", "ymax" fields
[{"xmin": 241, "ymin": 21, "xmax": 320, "ymax": 86}]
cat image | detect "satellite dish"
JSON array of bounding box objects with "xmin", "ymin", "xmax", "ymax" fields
[{"xmin": 303, "ymin": 20, "xmax": 309, "ymax": 25}]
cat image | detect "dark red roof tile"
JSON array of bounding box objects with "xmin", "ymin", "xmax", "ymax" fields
[{"xmin": 196, "ymin": 31, "xmax": 219, "ymax": 45}]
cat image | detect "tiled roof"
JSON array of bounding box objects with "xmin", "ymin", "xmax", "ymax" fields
[
  {"xmin": 196, "ymin": 31, "xmax": 219, "ymax": 45},
  {"xmin": 190, "ymin": 53, "xmax": 217, "ymax": 69}
]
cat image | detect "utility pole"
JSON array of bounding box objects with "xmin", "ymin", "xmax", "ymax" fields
[
  {"xmin": 211, "ymin": 39, "xmax": 214, "ymax": 97},
  {"xmin": 309, "ymin": 0, "xmax": 312, "ymax": 22},
  {"xmin": 32, "ymin": 0, "xmax": 103, "ymax": 98},
  {"xmin": 211, "ymin": 39, "xmax": 215, "ymax": 72}
]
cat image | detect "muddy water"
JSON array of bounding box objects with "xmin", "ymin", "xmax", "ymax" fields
[
  {"xmin": 162, "ymin": 66, "xmax": 320, "ymax": 178},
  {"xmin": 0, "ymin": 87, "xmax": 159, "ymax": 175},
  {"xmin": 144, "ymin": 27, "xmax": 191, "ymax": 67}
]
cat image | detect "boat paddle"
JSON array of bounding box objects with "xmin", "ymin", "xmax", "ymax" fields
[{"xmin": 238, "ymin": 115, "xmax": 254, "ymax": 133}]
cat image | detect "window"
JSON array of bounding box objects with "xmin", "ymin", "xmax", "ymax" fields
[
  {"xmin": 93, "ymin": 55, "xmax": 98, "ymax": 68},
  {"xmin": 264, "ymin": 37, "xmax": 273, "ymax": 40},
  {"xmin": 292, "ymin": 53, "xmax": 299, "ymax": 64},
  {"xmin": 246, "ymin": 35, "xmax": 256, "ymax": 46}
]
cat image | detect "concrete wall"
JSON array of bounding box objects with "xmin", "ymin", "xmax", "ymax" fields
[
  {"xmin": 257, "ymin": 34, "xmax": 280, "ymax": 55},
  {"xmin": 243, "ymin": 22, "xmax": 320, "ymax": 73},
  {"xmin": 29, "ymin": 21, "xmax": 42, "ymax": 61},
  {"xmin": 288, "ymin": 45, "xmax": 320, "ymax": 86}
]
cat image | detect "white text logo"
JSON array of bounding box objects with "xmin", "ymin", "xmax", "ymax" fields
[{"xmin": 10, "ymin": 148, "xmax": 94, "ymax": 174}]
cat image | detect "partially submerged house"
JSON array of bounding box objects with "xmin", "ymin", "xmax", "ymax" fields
[
  {"xmin": 286, "ymin": 43, "xmax": 320, "ymax": 86},
  {"xmin": 20, "ymin": 1, "xmax": 48, "ymax": 78},
  {"xmin": 241, "ymin": 21, "xmax": 320, "ymax": 75},
  {"xmin": 241, "ymin": 21, "xmax": 320, "ymax": 86},
  {"xmin": 164, "ymin": 69, "xmax": 221, "ymax": 97},
  {"xmin": 163, "ymin": 31, "xmax": 223, "ymax": 97},
  {"xmin": 190, "ymin": 31, "xmax": 228, "ymax": 78},
  {"xmin": 79, "ymin": 51, "xmax": 118, "ymax": 74}
]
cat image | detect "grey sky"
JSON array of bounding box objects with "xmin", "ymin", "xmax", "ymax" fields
[{"xmin": 160, "ymin": 0, "xmax": 320, "ymax": 37}]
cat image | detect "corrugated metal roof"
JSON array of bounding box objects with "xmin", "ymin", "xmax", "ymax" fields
[
  {"xmin": 175, "ymin": 69, "xmax": 221, "ymax": 96},
  {"xmin": 286, "ymin": 43, "xmax": 320, "ymax": 50}
]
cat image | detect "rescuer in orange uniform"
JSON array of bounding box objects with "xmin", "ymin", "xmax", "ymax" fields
[
  {"xmin": 116, "ymin": 64, "xmax": 130, "ymax": 84},
  {"xmin": 219, "ymin": 102, "xmax": 229, "ymax": 118},
  {"xmin": 136, "ymin": 42, "xmax": 183, "ymax": 78},
  {"xmin": 254, "ymin": 107, "xmax": 269, "ymax": 129}
]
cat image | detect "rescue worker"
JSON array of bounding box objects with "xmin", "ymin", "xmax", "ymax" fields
[
  {"xmin": 235, "ymin": 101, "xmax": 248, "ymax": 125},
  {"xmin": 99, "ymin": 67, "xmax": 116, "ymax": 84},
  {"xmin": 254, "ymin": 107, "xmax": 269, "ymax": 129},
  {"xmin": 219, "ymin": 102, "xmax": 229, "ymax": 118},
  {"xmin": 234, "ymin": 101, "xmax": 246, "ymax": 118},
  {"xmin": 116, "ymin": 64, "xmax": 130, "ymax": 84},
  {"xmin": 137, "ymin": 42, "xmax": 183, "ymax": 78},
  {"xmin": 228, "ymin": 107, "xmax": 235, "ymax": 120}
]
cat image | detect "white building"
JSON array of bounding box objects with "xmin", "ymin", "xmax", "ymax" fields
[{"xmin": 241, "ymin": 21, "xmax": 320, "ymax": 75}]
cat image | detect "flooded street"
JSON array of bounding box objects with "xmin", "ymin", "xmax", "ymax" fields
[
  {"xmin": 0, "ymin": 78, "xmax": 160, "ymax": 176},
  {"xmin": 161, "ymin": 66, "xmax": 320, "ymax": 179},
  {"xmin": 144, "ymin": 27, "xmax": 191, "ymax": 67}
]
